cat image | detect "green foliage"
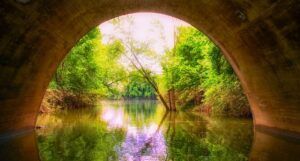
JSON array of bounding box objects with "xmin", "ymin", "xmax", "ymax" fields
[
  {"xmin": 48, "ymin": 25, "xmax": 250, "ymax": 114},
  {"xmin": 49, "ymin": 27, "xmax": 159, "ymax": 102},
  {"xmin": 50, "ymin": 28, "xmax": 127, "ymax": 99},
  {"xmin": 162, "ymin": 27, "xmax": 211, "ymax": 91},
  {"xmin": 123, "ymin": 71, "xmax": 156, "ymax": 99},
  {"xmin": 50, "ymin": 28, "xmax": 102, "ymax": 93},
  {"xmin": 162, "ymin": 27, "xmax": 250, "ymax": 116},
  {"xmin": 202, "ymin": 46, "xmax": 250, "ymax": 117},
  {"xmin": 94, "ymin": 39, "xmax": 127, "ymax": 98}
]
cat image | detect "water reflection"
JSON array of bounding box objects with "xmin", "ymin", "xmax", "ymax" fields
[
  {"xmin": 101, "ymin": 101, "xmax": 167, "ymax": 160},
  {"xmin": 118, "ymin": 123, "xmax": 167, "ymax": 161},
  {"xmin": 32, "ymin": 100, "xmax": 300, "ymax": 161},
  {"xmin": 102, "ymin": 106, "xmax": 125, "ymax": 129},
  {"xmin": 36, "ymin": 107, "xmax": 124, "ymax": 161}
]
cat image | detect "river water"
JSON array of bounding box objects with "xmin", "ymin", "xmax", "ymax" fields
[{"xmin": 36, "ymin": 100, "xmax": 254, "ymax": 161}]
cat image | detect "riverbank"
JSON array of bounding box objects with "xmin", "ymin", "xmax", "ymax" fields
[
  {"xmin": 40, "ymin": 89, "xmax": 98, "ymax": 112},
  {"xmin": 41, "ymin": 89, "xmax": 251, "ymax": 118},
  {"xmin": 40, "ymin": 90, "xmax": 158, "ymax": 113}
]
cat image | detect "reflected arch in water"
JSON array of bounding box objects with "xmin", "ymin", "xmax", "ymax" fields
[
  {"xmin": 0, "ymin": 132, "xmax": 39, "ymax": 161},
  {"xmin": 250, "ymin": 129, "xmax": 300, "ymax": 161}
]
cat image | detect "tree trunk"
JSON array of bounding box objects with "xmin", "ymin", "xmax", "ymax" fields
[
  {"xmin": 124, "ymin": 51, "xmax": 171, "ymax": 110},
  {"xmin": 168, "ymin": 88, "xmax": 176, "ymax": 111}
]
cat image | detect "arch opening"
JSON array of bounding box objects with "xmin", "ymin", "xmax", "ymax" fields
[
  {"xmin": 40, "ymin": 12, "xmax": 251, "ymax": 116},
  {"xmin": 0, "ymin": 0, "xmax": 300, "ymax": 160},
  {"xmin": 32, "ymin": 12, "xmax": 282, "ymax": 161}
]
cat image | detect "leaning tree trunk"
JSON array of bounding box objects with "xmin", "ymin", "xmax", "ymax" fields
[{"xmin": 125, "ymin": 51, "xmax": 171, "ymax": 111}]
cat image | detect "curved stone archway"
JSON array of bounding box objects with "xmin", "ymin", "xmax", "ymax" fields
[{"xmin": 0, "ymin": 0, "xmax": 299, "ymax": 139}]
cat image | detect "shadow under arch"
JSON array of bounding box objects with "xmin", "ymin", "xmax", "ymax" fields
[{"xmin": 0, "ymin": 0, "xmax": 300, "ymax": 160}]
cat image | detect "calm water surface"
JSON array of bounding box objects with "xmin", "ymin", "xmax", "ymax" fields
[{"xmin": 36, "ymin": 100, "xmax": 253, "ymax": 161}]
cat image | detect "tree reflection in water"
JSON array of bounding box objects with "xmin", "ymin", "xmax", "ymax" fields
[
  {"xmin": 117, "ymin": 123, "xmax": 167, "ymax": 161},
  {"xmin": 100, "ymin": 101, "xmax": 167, "ymax": 160},
  {"xmin": 36, "ymin": 100, "xmax": 254, "ymax": 161}
]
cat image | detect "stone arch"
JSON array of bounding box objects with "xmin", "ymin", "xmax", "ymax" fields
[{"xmin": 0, "ymin": 0, "xmax": 299, "ymax": 139}]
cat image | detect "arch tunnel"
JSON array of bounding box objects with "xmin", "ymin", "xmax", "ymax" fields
[{"xmin": 0, "ymin": 0, "xmax": 300, "ymax": 160}]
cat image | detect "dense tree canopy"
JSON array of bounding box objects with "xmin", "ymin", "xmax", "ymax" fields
[
  {"xmin": 49, "ymin": 27, "xmax": 158, "ymax": 100},
  {"xmin": 162, "ymin": 27, "xmax": 211, "ymax": 91},
  {"xmin": 123, "ymin": 71, "xmax": 156, "ymax": 99},
  {"xmin": 161, "ymin": 27, "xmax": 250, "ymax": 116},
  {"xmin": 49, "ymin": 28, "xmax": 126, "ymax": 98},
  {"xmin": 50, "ymin": 28, "xmax": 102, "ymax": 93}
]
